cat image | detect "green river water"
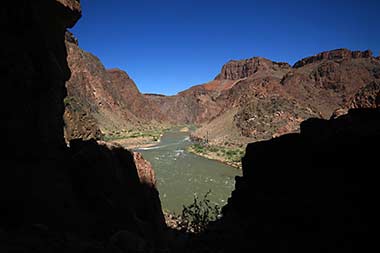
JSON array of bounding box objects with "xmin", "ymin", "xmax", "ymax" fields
[{"xmin": 134, "ymin": 128, "xmax": 242, "ymax": 214}]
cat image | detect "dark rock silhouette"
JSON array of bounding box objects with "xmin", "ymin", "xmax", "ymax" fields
[
  {"xmin": 1, "ymin": 1, "xmax": 166, "ymax": 252},
  {"xmin": 191, "ymin": 108, "xmax": 379, "ymax": 252}
]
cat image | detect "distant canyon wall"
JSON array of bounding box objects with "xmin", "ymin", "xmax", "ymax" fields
[{"xmin": 64, "ymin": 36, "xmax": 380, "ymax": 146}]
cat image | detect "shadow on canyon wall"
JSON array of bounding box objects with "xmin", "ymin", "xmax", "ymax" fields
[{"xmin": 1, "ymin": 1, "xmax": 379, "ymax": 252}]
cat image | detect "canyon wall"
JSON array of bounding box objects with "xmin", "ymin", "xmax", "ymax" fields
[
  {"xmin": 193, "ymin": 49, "xmax": 380, "ymax": 145},
  {"xmin": 63, "ymin": 41, "xmax": 380, "ymax": 147},
  {"xmin": 64, "ymin": 33, "xmax": 167, "ymax": 141}
]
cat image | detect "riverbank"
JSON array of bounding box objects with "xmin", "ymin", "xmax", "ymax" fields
[
  {"xmin": 102, "ymin": 128, "xmax": 167, "ymax": 149},
  {"xmin": 102, "ymin": 125, "xmax": 192, "ymax": 150},
  {"xmin": 187, "ymin": 144, "xmax": 244, "ymax": 169}
]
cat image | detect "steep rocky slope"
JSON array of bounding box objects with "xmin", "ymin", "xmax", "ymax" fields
[
  {"xmin": 64, "ymin": 33, "xmax": 166, "ymax": 141},
  {"xmin": 64, "ymin": 32, "xmax": 379, "ymax": 147},
  {"xmin": 192, "ymin": 49, "xmax": 380, "ymax": 145}
]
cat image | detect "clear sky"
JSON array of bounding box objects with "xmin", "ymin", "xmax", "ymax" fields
[{"xmin": 71, "ymin": 0, "xmax": 380, "ymax": 95}]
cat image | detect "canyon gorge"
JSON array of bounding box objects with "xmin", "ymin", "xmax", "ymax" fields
[
  {"xmin": 64, "ymin": 32, "xmax": 380, "ymax": 150},
  {"xmin": 1, "ymin": 0, "xmax": 379, "ymax": 252}
]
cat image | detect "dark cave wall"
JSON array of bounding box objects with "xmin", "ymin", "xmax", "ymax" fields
[
  {"xmin": 0, "ymin": 1, "xmax": 166, "ymax": 251},
  {"xmin": 0, "ymin": 0, "xmax": 81, "ymax": 159},
  {"xmin": 0, "ymin": 0, "xmax": 82, "ymax": 225}
]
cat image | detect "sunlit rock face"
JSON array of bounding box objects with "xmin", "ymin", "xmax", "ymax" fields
[{"xmin": 63, "ymin": 41, "xmax": 380, "ymax": 147}]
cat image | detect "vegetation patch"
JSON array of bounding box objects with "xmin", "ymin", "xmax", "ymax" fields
[
  {"xmin": 167, "ymin": 191, "xmax": 221, "ymax": 234},
  {"xmin": 102, "ymin": 128, "xmax": 165, "ymax": 142},
  {"xmin": 188, "ymin": 143, "xmax": 245, "ymax": 169}
]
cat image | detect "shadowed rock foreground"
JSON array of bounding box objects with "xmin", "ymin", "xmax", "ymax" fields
[
  {"xmin": 1, "ymin": 1, "xmax": 379, "ymax": 252},
  {"xmin": 1, "ymin": 1, "xmax": 165, "ymax": 252},
  {"xmin": 191, "ymin": 108, "xmax": 379, "ymax": 252}
]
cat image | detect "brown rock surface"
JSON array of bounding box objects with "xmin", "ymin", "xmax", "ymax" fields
[
  {"xmin": 293, "ymin": 48, "xmax": 373, "ymax": 68},
  {"xmin": 133, "ymin": 152, "xmax": 157, "ymax": 187},
  {"xmin": 64, "ymin": 40, "xmax": 380, "ymax": 151},
  {"xmin": 350, "ymin": 81, "xmax": 380, "ymax": 109},
  {"xmin": 64, "ymin": 34, "xmax": 167, "ymax": 141},
  {"xmin": 282, "ymin": 51, "xmax": 380, "ymax": 117},
  {"xmin": 216, "ymin": 57, "xmax": 291, "ymax": 80}
]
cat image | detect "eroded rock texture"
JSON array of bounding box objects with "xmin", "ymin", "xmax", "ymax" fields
[
  {"xmin": 193, "ymin": 48, "xmax": 380, "ymax": 145},
  {"xmin": 63, "ymin": 41, "xmax": 380, "ymax": 147},
  {"xmin": 64, "ymin": 34, "xmax": 166, "ymax": 140}
]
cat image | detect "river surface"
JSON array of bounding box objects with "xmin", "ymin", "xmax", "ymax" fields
[{"xmin": 135, "ymin": 128, "xmax": 242, "ymax": 213}]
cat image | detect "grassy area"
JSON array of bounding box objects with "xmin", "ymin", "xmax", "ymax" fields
[
  {"xmin": 102, "ymin": 128, "xmax": 165, "ymax": 142},
  {"xmin": 188, "ymin": 143, "xmax": 245, "ymax": 169},
  {"xmin": 102, "ymin": 124, "xmax": 194, "ymax": 143}
]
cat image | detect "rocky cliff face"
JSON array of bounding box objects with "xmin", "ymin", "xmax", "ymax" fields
[
  {"xmin": 282, "ymin": 49, "xmax": 380, "ymax": 117},
  {"xmin": 216, "ymin": 57, "xmax": 291, "ymax": 80},
  {"xmin": 145, "ymin": 85, "xmax": 224, "ymax": 124},
  {"xmin": 350, "ymin": 80, "xmax": 380, "ymax": 109},
  {"xmin": 64, "ymin": 41, "xmax": 380, "ymax": 149},
  {"xmin": 193, "ymin": 49, "xmax": 380, "ymax": 146},
  {"xmin": 293, "ymin": 48, "xmax": 373, "ymax": 68},
  {"xmin": 1, "ymin": 2, "xmax": 166, "ymax": 252},
  {"xmin": 64, "ymin": 34, "xmax": 166, "ymax": 141}
]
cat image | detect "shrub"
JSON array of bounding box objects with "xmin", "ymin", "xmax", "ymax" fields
[{"xmin": 175, "ymin": 190, "xmax": 221, "ymax": 233}]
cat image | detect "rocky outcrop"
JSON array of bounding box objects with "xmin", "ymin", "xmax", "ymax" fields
[
  {"xmin": 69, "ymin": 140, "xmax": 165, "ymax": 247},
  {"xmin": 350, "ymin": 81, "xmax": 380, "ymax": 109},
  {"xmin": 216, "ymin": 57, "xmax": 291, "ymax": 80},
  {"xmin": 233, "ymin": 96, "xmax": 315, "ymax": 139},
  {"xmin": 63, "ymin": 99, "xmax": 103, "ymax": 141},
  {"xmin": 191, "ymin": 108, "xmax": 380, "ymax": 252},
  {"xmin": 293, "ymin": 48, "xmax": 373, "ymax": 68},
  {"xmin": 281, "ymin": 49, "xmax": 380, "ymax": 117}
]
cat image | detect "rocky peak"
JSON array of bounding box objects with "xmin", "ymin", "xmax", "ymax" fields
[
  {"xmin": 293, "ymin": 48, "xmax": 373, "ymax": 68},
  {"xmin": 107, "ymin": 68, "xmax": 131, "ymax": 80},
  {"xmin": 216, "ymin": 57, "xmax": 291, "ymax": 80}
]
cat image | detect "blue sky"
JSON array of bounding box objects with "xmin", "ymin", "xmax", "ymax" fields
[{"xmin": 71, "ymin": 0, "xmax": 380, "ymax": 95}]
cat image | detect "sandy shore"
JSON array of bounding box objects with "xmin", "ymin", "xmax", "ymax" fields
[{"xmin": 109, "ymin": 136, "xmax": 161, "ymax": 150}]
